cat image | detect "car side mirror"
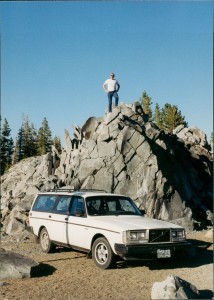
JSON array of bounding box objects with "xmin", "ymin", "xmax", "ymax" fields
[{"xmin": 75, "ymin": 209, "xmax": 85, "ymax": 217}]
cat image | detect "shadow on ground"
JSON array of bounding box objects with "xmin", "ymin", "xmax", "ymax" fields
[
  {"xmin": 199, "ymin": 289, "xmax": 214, "ymax": 300},
  {"xmin": 31, "ymin": 263, "xmax": 57, "ymax": 277},
  {"xmin": 40, "ymin": 254, "xmax": 86, "ymax": 264}
]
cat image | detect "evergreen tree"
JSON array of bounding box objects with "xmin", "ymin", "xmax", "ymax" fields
[
  {"xmin": 13, "ymin": 116, "xmax": 38, "ymax": 163},
  {"xmin": 30, "ymin": 123, "xmax": 38, "ymax": 153},
  {"xmin": 161, "ymin": 103, "xmax": 187, "ymax": 132},
  {"xmin": 22, "ymin": 116, "xmax": 38, "ymax": 158},
  {"xmin": 37, "ymin": 117, "xmax": 53, "ymax": 155},
  {"xmin": 0, "ymin": 118, "xmax": 14, "ymax": 174},
  {"xmin": 211, "ymin": 132, "xmax": 213, "ymax": 151},
  {"xmin": 137, "ymin": 91, "xmax": 189, "ymax": 133},
  {"xmin": 53, "ymin": 136, "xmax": 62, "ymax": 154},
  {"xmin": 139, "ymin": 91, "xmax": 153, "ymax": 120},
  {"xmin": 12, "ymin": 138, "xmax": 19, "ymax": 165},
  {"xmin": 15, "ymin": 125, "xmax": 25, "ymax": 162},
  {"xmin": 154, "ymin": 103, "xmax": 163, "ymax": 129}
]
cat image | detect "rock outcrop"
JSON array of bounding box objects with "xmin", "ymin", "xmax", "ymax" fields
[
  {"xmin": 0, "ymin": 102, "xmax": 213, "ymax": 236},
  {"xmin": 0, "ymin": 249, "xmax": 38, "ymax": 279},
  {"xmin": 151, "ymin": 274, "xmax": 200, "ymax": 299},
  {"xmin": 55, "ymin": 103, "xmax": 213, "ymax": 230},
  {"xmin": 1, "ymin": 154, "xmax": 58, "ymax": 236}
]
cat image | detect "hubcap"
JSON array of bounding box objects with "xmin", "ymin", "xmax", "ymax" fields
[
  {"xmin": 41, "ymin": 231, "xmax": 49, "ymax": 249},
  {"xmin": 95, "ymin": 243, "xmax": 108, "ymax": 264}
]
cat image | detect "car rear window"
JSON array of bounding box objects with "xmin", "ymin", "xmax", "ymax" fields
[{"xmin": 32, "ymin": 195, "xmax": 57, "ymax": 212}]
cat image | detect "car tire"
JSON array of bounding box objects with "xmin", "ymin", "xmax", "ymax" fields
[
  {"xmin": 92, "ymin": 237, "xmax": 115, "ymax": 269},
  {"xmin": 39, "ymin": 227, "xmax": 54, "ymax": 253}
]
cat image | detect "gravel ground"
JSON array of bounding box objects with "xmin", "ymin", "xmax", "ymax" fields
[{"xmin": 0, "ymin": 230, "xmax": 213, "ymax": 300}]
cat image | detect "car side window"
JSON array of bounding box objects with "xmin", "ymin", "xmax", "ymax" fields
[
  {"xmin": 70, "ymin": 197, "xmax": 85, "ymax": 216},
  {"xmin": 32, "ymin": 195, "xmax": 57, "ymax": 212},
  {"xmin": 53, "ymin": 196, "xmax": 72, "ymax": 214},
  {"xmin": 87, "ymin": 199, "xmax": 101, "ymax": 215},
  {"xmin": 119, "ymin": 199, "xmax": 136, "ymax": 212}
]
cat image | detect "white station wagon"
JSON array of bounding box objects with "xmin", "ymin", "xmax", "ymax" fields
[{"xmin": 28, "ymin": 189, "xmax": 191, "ymax": 269}]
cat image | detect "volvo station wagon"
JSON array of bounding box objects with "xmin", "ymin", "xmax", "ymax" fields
[{"xmin": 28, "ymin": 189, "xmax": 191, "ymax": 269}]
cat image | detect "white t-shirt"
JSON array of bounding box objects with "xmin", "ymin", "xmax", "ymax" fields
[{"xmin": 103, "ymin": 79, "xmax": 119, "ymax": 92}]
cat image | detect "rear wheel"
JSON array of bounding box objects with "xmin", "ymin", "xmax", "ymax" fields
[
  {"xmin": 39, "ymin": 228, "xmax": 54, "ymax": 253},
  {"xmin": 92, "ymin": 237, "xmax": 115, "ymax": 269}
]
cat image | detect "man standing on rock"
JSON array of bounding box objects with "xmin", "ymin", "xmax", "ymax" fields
[{"xmin": 103, "ymin": 73, "xmax": 120, "ymax": 113}]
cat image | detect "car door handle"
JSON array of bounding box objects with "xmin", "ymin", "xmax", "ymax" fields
[
  {"xmin": 49, "ymin": 215, "xmax": 52, "ymax": 218},
  {"xmin": 65, "ymin": 217, "xmax": 68, "ymax": 221}
]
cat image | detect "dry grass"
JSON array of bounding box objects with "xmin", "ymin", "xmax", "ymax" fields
[{"xmin": 0, "ymin": 230, "xmax": 213, "ymax": 300}]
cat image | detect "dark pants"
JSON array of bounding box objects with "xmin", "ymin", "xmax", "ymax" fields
[{"xmin": 108, "ymin": 91, "xmax": 119, "ymax": 112}]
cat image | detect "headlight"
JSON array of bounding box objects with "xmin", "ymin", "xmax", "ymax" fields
[
  {"xmin": 122, "ymin": 230, "xmax": 148, "ymax": 244},
  {"xmin": 171, "ymin": 229, "xmax": 186, "ymax": 241}
]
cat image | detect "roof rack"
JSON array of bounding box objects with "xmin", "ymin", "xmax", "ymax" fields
[
  {"xmin": 77, "ymin": 189, "xmax": 107, "ymax": 193},
  {"xmin": 48, "ymin": 188, "xmax": 76, "ymax": 193},
  {"xmin": 47, "ymin": 188, "xmax": 107, "ymax": 193}
]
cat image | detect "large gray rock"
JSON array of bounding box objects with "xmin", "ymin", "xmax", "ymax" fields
[
  {"xmin": 0, "ymin": 103, "xmax": 213, "ymax": 234},
  {"xmin": 55, "ymin": 104, "xmax": 212, "ymax": 230},
  {"xmin": 0, "ymin": 249, "xmax": 38, "ymax": 279},
  {"xmin": 1, "ymin": 153, "xmax": 59, "ymax": 236},
  {"xmin": 151, "ymin": 274, "xmax": 200, "ymax": 300},
  {"xmin": 5, "ymin": 218, "xmax": 26, "ymax": 235},
  {"xmin": 81, "ymin": 116, "xmax": 99, "ymax": 140}
]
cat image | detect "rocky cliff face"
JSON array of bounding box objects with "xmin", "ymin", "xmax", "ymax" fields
[
  {"xmin": 1, "ymin": 102, "xmax": 213, "ymax": 235},
  {"xmin": 1, "ymin": 154, "xmax": 59, "ymax": 236}
]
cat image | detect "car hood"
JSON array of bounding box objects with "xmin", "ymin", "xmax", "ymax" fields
[{"xmin": 89, "ymin": 215, "xmax": 183, "ymax": 232}]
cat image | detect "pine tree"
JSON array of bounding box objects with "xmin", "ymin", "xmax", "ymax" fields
[
  {"xmin": 22, "ymin": 116, "xmax": 38, "ymax": 158},
  {"xmin": 139, "ymin": 91, "xmax": 153, "ymax": 121},
  {"xmin": 12, "ymin": 138, "xmax": 19, "ymax": 165},
  {"xmin": 0, "ymin": 118, "xmax": 14, "ymax": 174},
  {"xmin": 161, "ymin": 103, "xmax": 187, "ymax": 132},
  {"xmin": 154, "ymin": 103, "xmax": 163, "ymax": 129},
  {"xmin": 37, "ymin": 117, "xmax": 53, "ymax": 155},
  {"xmin": 13, "ymin": 116, "xmax": 38, "ymax": 163},
  {"xmin": 15, "ymin": 125, "xmax": 25, "ymax": 162},
  {"xmin": 30, "ymin": 123, "xmax": 38, "ymax": 154},
  {"xmin": 53, "ymin": 136, "xmax": 62, "ymax": 154},
  {"xmin": 211, "ymin": 132, "xmax": 213, "ymax": 151}
]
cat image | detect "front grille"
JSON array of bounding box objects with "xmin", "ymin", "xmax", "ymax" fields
[{"xmin": 149, "ymin": 229, "xmax": 170, "ymax": 243}]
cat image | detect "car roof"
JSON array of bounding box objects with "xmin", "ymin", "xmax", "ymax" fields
[{"xmin": 36, "ymin": 189, "xmax": 126, "ymax": 198}]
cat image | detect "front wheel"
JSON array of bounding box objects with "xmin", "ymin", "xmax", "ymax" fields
[
  {"xmin": 39, "ymin": 228, "xmax": 54, "ymax": 253},
  {"xmin": 92, "ymin": 237, "xmax": 115, "ymax": 269}
]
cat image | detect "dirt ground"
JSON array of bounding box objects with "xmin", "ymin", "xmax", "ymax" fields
[{"xmin": 0, "ymin": 230, "xmax": 213, "ymax": 300}]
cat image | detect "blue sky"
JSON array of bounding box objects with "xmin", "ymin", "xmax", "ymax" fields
[{"xmin": 0, "ymin": 1, "xmax": 213, "ymax": 146}]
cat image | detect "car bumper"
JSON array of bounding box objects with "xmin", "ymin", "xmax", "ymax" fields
[{"xmin": 114, "ymin": 241, "xmax": 192, "ymax": 260}]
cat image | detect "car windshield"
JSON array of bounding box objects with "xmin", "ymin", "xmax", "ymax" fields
[{"xmin": 86, "ymin": 196, "xmax": 141, "ymax": 216}]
